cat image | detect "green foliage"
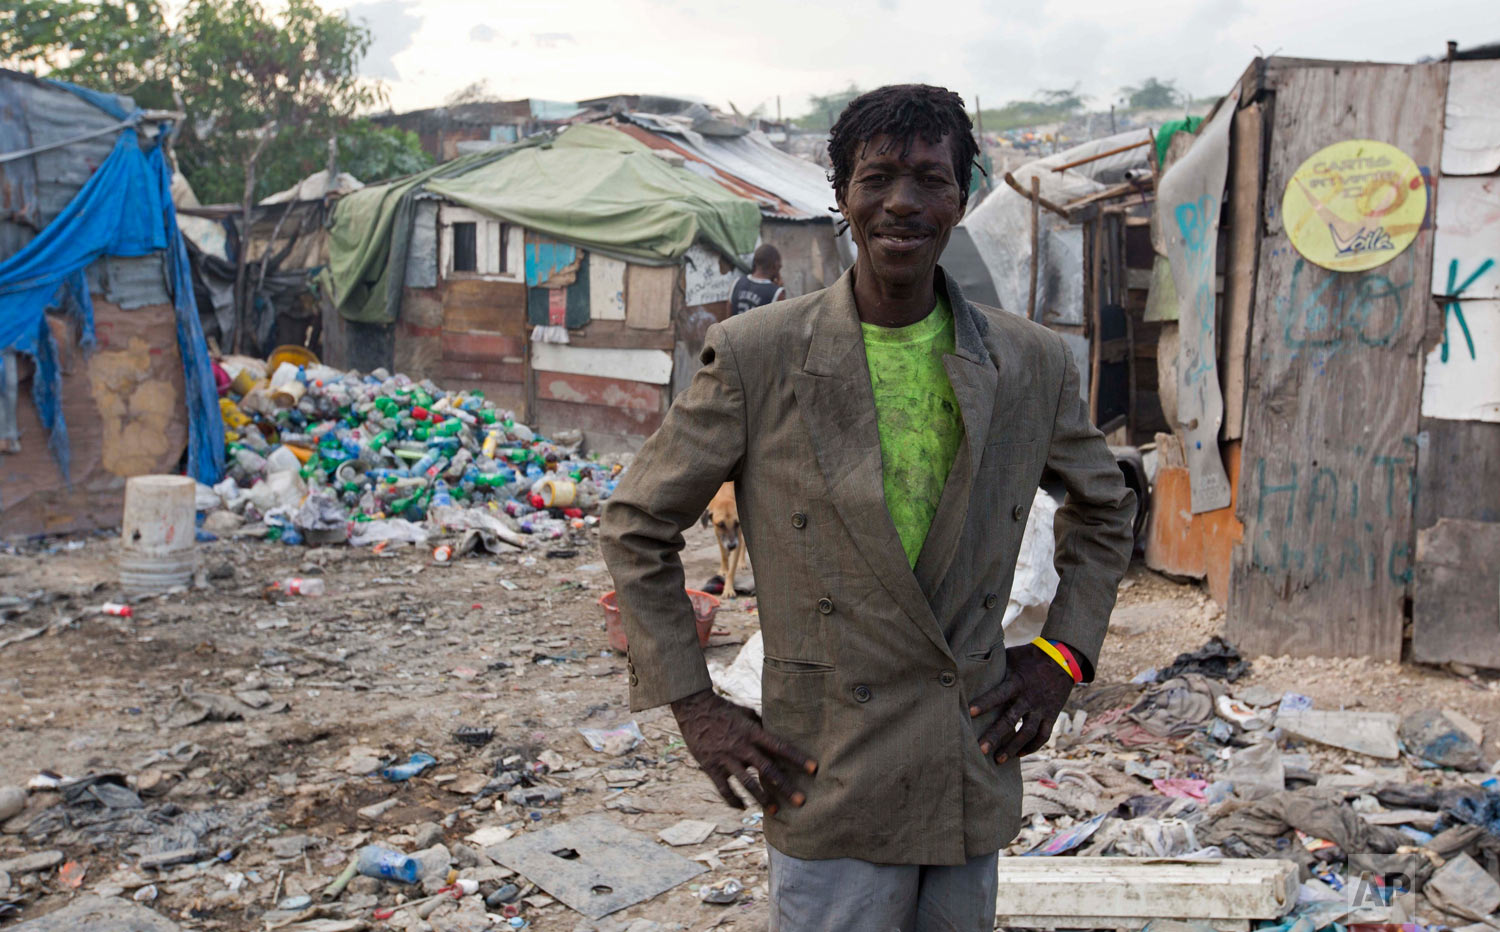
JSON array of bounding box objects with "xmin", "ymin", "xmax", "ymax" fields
[
  {"xmin": 973, "ymin": 93, "xmax": 1087, "ymax": 133},
  {"xmin": 0, "ymin": 0, "xmax": 175, "ymax": 107},
  {"xmin": 1035, "ymin": 84, "xmax": 1088, "ymax": 113},
  {"xmin": 791, "ymin": 84, "xmax": 864, "ymax": 132},
  {"xmin": 1, "ymin": 0, "xmax": 433, "ymax": 204},
  {"xmin": 1120, "ymin": 77, "xmax": 1182, "ymax": 110}
]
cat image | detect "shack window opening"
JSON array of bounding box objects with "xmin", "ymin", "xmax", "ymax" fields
[
  {"xmin": 497, "ymin": 223, "xmax": 510, "ymax": 274},
  {"xmin": 453, "ymin": 222, "xmax": 478, "ymax": 272}
]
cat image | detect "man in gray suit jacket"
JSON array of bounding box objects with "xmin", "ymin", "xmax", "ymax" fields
[{"xmin": 602, "ymin": 84, "xmax": 1136, "ymax": 931}]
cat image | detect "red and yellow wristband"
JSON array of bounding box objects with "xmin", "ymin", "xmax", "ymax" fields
[{"xmin": 1031, "ymin": 637, "xmax": 1083, "ymax": 684}]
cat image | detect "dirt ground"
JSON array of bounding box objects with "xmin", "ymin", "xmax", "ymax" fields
[{"xmin": 1, "ymin": 526, "xmax": 1497, "ymax": 931}]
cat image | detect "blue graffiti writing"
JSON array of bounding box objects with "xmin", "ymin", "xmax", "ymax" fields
[
  {"xmin": 1248, "ymin": 437, "xmax": 1419, "ymax": 587},
  {"xmin": 1175, "ymin": 194, "xmax": 1218, "ymax": 386},
  {"xmin": 1439, "ymin": 257, "xmax": 1495, "ymax": 364},
  {"xmin": 1276, "ymin": 251, "xmax": 1415, "ymax": 354}
]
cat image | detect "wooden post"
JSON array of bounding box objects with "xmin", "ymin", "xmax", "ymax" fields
[
  {"xmin": 1027, "ymin": 175, "xmax": 1041, "ymax": 321},
  {"xmin": 233, "ymin": 122, "xmax": 277, "ymax": 354}
]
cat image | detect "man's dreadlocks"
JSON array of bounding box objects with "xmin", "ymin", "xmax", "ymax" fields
[{"xmin": 828, "ymin": 84, "xmax": 980, "ymax": 206}]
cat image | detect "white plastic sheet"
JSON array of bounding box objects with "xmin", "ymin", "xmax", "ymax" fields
[{"xmin": 710, "ymin": 490, "xmax": 1063, "ymax": 708}]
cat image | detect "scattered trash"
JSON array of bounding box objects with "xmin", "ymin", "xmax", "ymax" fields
[
  {"xmin": 99, "ymin": 602, "xmax": 133, "ymax": 618},
  {"xmin": 380, "ymin": 752, "xmax": 437, "ymax": 782},
  {"xmin": 468, "ymin": 826, "xmax": 515, "ymax": 847},
  {"xmin": 1278, "ymin": 709, "xmax": 1401, "ymax": 760},
  {"xmin": 0, "ymin": 786, "xmax": 24, "ymax": 821},
  {"xmin": 1152, "ymin": 778, "xmax": 1209, "ymax": 801},
  {"xmin": 1223, "ymin": 741, "xmax": 1285, "ymax": 799},
  {"xmin": 277, "ymin": 894, "xmax": 312, "ymax": 910},
  {"xmin": 1215, "ymin": 694, "xmax": 1270, "ymax": 730},
  {"xmin": 1277, "ymin": 693, "xmax": 1313, "ymax": 715},
  {"xmin": 1024, "ymin": 812, "xmax": 1108, "ymax": 856},
  {"xmin": 658, "ymin": 819, "xmax": 716, "ymax": 847},
  {"xmin": 1426, "ymin": 852, "xmax": 1500, "ymax": 919},
  {"xmin": 215, "ymin": 357, "xmax": 621, "ymax": 548},
  {"xmin": 272, "ymin": 577, "xmax": 325, "ymax": 597},
  {"xmin": 1400, "ymin": 709, "xmax": 1486, "ymax": 770},
  {"xmin": 1157, "ymin": 636, "xmax": 1250, "ymax": 682},
  {"xmin": 579, "ymin": 721, "xmax": 645, "ymax": 756},
  {"xmin": 453, "ymin": 725, "xmax": 495, "ymax": 747},
  {"xmin": 355, "ymin": 845, "xmax": 421, "ymax": 884},
  {"xmin": 505, "ymin": 786, "xmax": 563, "ymax": 808},
  {"xmin": 57, "ymin": 861, "xmax": 85, "ymax": 888},
  {"xmin": 699, "ymin": 878, "xmax": 743, "ymax": 904},
  {"xmin": 1127, "ymin": 675, "xmax": 1221, "ymax": 738},
  {"xmin": 708, "ymin": 631, "xmax": 764, "ymax": 715}
]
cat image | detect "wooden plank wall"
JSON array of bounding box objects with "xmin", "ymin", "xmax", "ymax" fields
[
  {"xmin": 531, "ymin": 262, "xmax": 679, "ymax": 450},
  {"xmin": 435, "ymin": 278, "xmax": 527, "ymax": 415},
  {"xmin": 1227, "ymin": 62, "xmax": 1448, "ymax": 660}
]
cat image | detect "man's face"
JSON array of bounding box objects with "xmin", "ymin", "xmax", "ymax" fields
[{"xmin": 839, "ymin": 133, "xmax": 964, "ymax": 291}]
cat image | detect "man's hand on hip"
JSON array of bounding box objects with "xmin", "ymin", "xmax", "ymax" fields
[
  {"xmin": 670, "ymin": 688, "xmax": 818, "ymax": 815},
  {"xmin": 968, "ymin": 644, "xmax": 1075, "ymax": 765}
]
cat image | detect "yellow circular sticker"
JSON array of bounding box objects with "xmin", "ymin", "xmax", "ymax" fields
[{"xmin": 1281, "ymin": 139, "xmax": 1427, "ymax": 272}]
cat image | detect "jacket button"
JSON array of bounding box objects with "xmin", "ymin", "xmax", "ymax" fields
[
  {"xmin": 817, "ymin": 597, "xmax": 834, "ymax": 615},
  {"xmin": 853, "ymin": 685, "xmax": 872, "ymax": 703},
  {"xmin": 1012, "ymin": 504, "xmax": 1026, "ymax": 521},
  {"xmin": 939, "ymin": 671, "xmax": 957, "ymax": 687},
  {"xmin": 791, "ymin": 512, "xmax": 806, "ymax": 529},
  {"xmin": 984, "ymin": 593, "xmax": 998, "ymax": 609}
]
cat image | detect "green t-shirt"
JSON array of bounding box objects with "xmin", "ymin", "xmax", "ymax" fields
[{"xmin": 861, "ymin": 294, "xmax": 965, "ymax": 568}]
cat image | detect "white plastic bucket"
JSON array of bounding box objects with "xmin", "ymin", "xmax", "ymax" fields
[{"xmin": 119, "ymin": 475, "xmax": 197, "ymax": 594}]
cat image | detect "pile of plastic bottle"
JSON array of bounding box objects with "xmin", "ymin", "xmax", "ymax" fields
[{"xmin": 215, "ymin": 359, "xmax": 622, "ymax": 544}]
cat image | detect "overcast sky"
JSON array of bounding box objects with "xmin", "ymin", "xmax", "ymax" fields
[{"xmin": 346, "ymin": 0, "xmax": 1494, "ymax": 117}]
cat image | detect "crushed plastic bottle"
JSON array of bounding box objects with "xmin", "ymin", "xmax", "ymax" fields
[
  {"xmin": 355, "ymin": 845, "xmax": 420, "ymax": 884},
  {"xmin": 380, "ymin": 752, "xmax": 437, "ymax": 781},
  {"xmin": 275, "ymin": 577, "xmax": 325, "ymax": 596}
]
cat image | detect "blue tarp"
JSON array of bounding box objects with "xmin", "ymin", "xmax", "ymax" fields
[{"xmin": 0, "ymin": 80, "xmax": 224, "ymax": 486}]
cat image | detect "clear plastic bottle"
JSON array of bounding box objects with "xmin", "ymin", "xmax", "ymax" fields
[
  {"xmin": 277, "ymin": 577, "xmax": 325, "ymax": 596},
  {"xmin": 233, "ymin": 447, "xmax": 268, "ymax": 475},
  {"xmin": 355, "ymin": 845, "xmax": 420, "ymax": 884}
]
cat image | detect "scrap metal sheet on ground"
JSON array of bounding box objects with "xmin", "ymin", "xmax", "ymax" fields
[
  {"xmin": 486, "ymin": 813, "xmax": 705, "ymax": 919},
  {"xmin": 1157, "ymin": 92, "xmax": 1238, "ymax": 513}
]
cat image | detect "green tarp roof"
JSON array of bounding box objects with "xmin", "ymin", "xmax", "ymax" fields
[{"xmin": 324, "ymin": 124, "xmax": 761, "ymax": 324}]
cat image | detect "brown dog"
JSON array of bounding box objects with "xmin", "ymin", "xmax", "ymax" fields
[{"xmin": 703, "ymin": 482, "xmax": 747, "ymax": 597}]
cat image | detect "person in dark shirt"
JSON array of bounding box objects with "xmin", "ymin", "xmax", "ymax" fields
[{"xmin": 729, "ymin": 244, "xmax": 787, "ymax": 314}]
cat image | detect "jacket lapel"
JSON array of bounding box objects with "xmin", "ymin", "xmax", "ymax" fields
[
  {"xmin": 912, "ymin": 271, "xmax": 999, "ymax": 598},
  {"xmin": 792, "ymin": 269, "xmax": 955, "ymax": 660}
]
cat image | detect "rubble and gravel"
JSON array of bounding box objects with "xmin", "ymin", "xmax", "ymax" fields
[{"xmin": 3, "ymin": 519, "xmax": 1500, "ymax": 929}]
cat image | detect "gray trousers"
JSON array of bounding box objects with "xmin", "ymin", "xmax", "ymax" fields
[{"xmin": 767, "ymin": 846, "xmax": 999, "ymax": 932}]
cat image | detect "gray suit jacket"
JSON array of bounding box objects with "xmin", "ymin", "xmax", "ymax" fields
[{"xmin": 600, "ymin": 267, "xmax": 1136, "ymax": 864}]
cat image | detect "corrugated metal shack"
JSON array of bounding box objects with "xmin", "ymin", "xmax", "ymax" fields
[
  {"xmin": 0, "ymin": 70, "xmax": 220, "ymax": 538},
  {"xmin": 322, "ymin": 121, "xmax": 847, "ymax": 452},
  {"xmin": 1143, "ymin": 49, "xmax": 1500, "ymax": 665},
  {"xmin": 373, "ymin": 99, "xmax": 587, "ymax": 163}
]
